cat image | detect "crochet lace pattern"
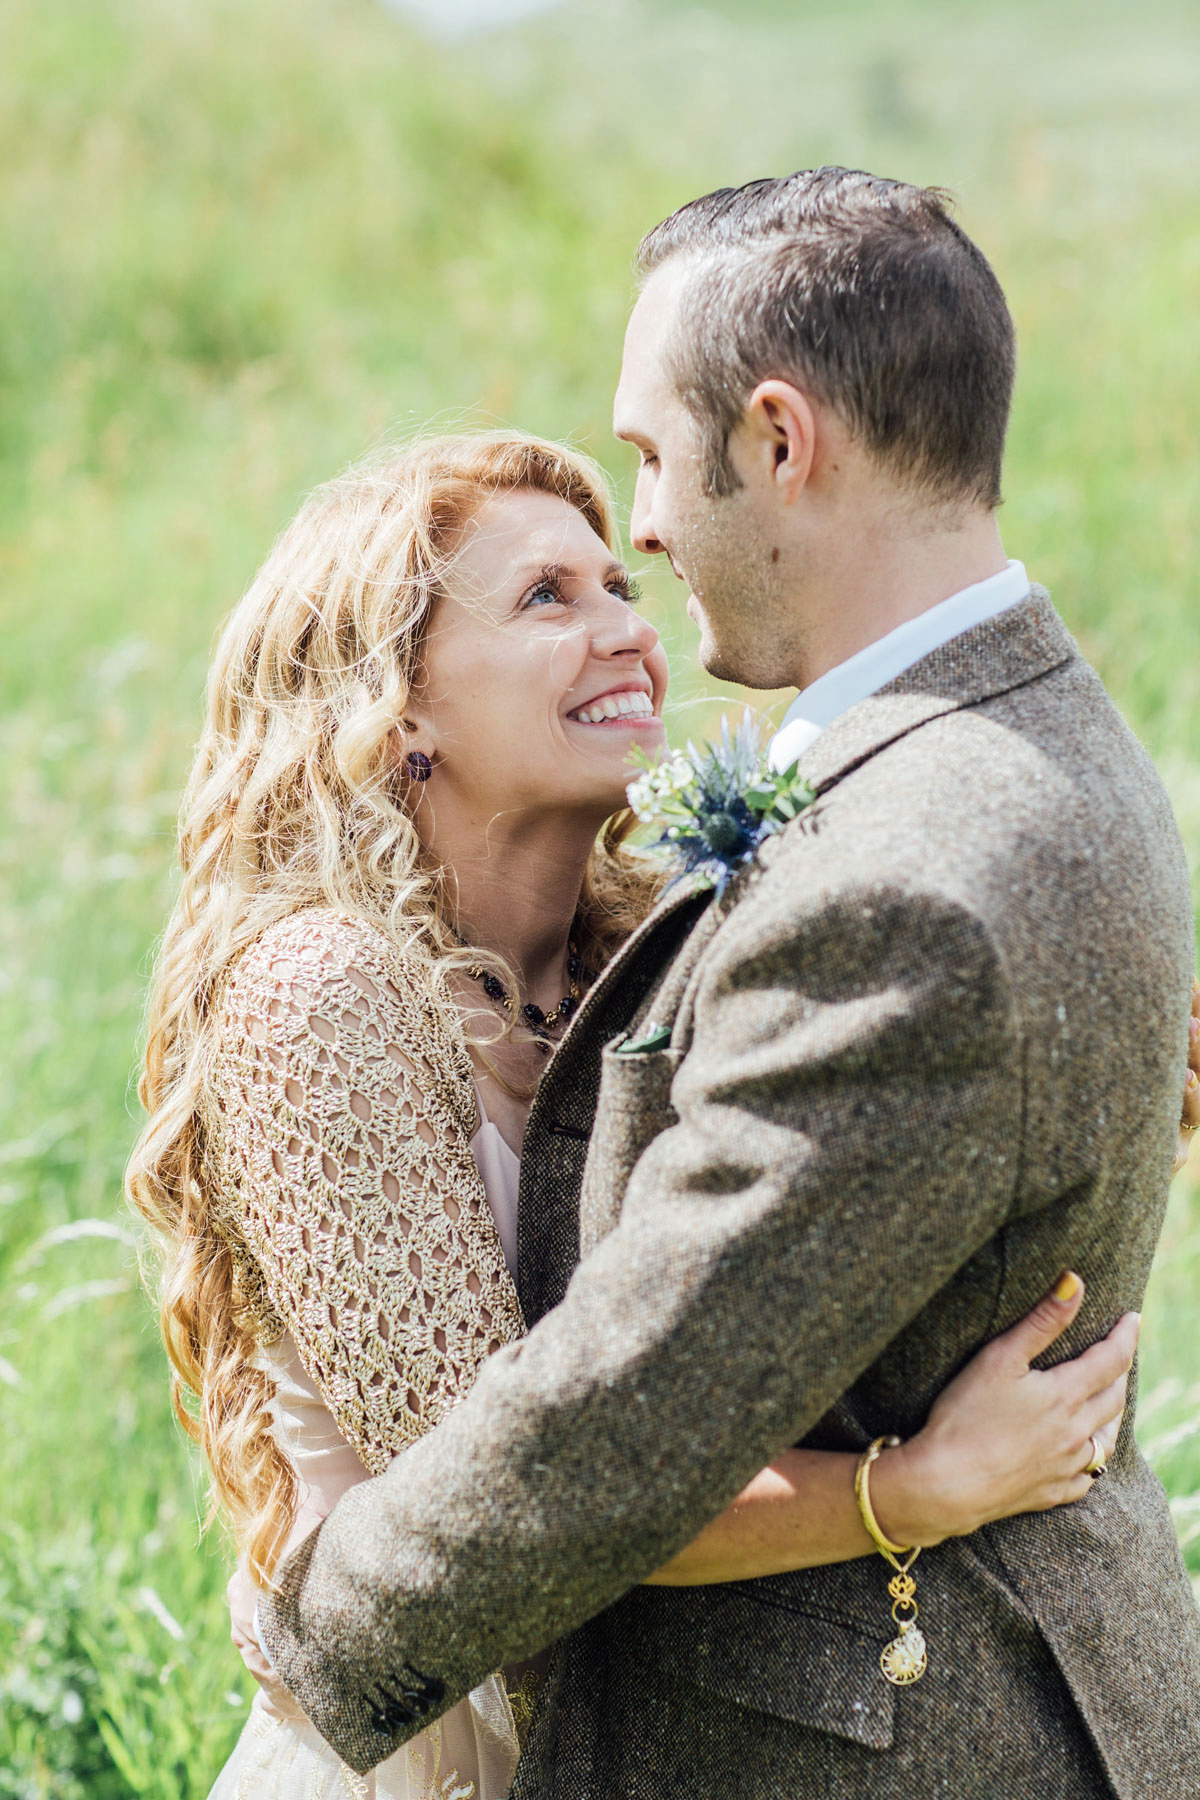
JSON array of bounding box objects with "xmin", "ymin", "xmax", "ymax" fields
[{"xmin": 205, "ymin": 908, "xmax": 526, "ymax": 1473}]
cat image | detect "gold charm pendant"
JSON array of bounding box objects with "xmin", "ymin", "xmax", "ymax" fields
[
  {"xmin": 855, "ymin": 1436, "xmax": 930, "ymax": 1689},
  {"xmin": 881, "ymin": 1621, "xmax": 928, "ymax": 1685},
  {"xmin": 879, "ymin": 1570, "xmax": 928, "ymax": 1686}
]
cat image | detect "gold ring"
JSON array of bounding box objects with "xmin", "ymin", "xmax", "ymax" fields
[
  {"xmin": 1182, "ymin": 1118, "xmax": 1199, "ymax": 1133},
  {"xmin": 1085, "ymin": 1435, "xmax": 1108, "ymax": 1478}
]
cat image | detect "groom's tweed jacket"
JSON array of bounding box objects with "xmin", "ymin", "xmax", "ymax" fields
[{"xmin": 260, "ymin": 591, "xmax": 1200, "ymax": 1797}]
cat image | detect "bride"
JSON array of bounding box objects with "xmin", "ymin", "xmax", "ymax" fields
[{"xmin": 126, "ymin": 431, "xmax": 1184, "ymax": 1799}]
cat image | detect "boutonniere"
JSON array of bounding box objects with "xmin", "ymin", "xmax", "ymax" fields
[{"xmin": 626, "ymin": 713, "xmax": 816, "ymax": 896}]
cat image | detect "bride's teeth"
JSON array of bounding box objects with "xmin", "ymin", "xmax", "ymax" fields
[{"xmin": 569, "ymin": 692, "xmax": 653, "ymax": 723}]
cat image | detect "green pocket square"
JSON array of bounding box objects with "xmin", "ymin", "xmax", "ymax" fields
[{"xmin": 617, "ymin": 1022, "xmax": 672, "ymax": 1055}]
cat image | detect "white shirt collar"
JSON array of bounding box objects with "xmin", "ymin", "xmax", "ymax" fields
[{"xmin": 767, "ymin": 561, "xmax": 1030, "ymax": 772}]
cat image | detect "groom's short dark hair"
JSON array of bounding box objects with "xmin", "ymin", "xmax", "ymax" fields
[{"xmin": 636, "ymin": 167, "xmax": 1015, "ymax": 508}]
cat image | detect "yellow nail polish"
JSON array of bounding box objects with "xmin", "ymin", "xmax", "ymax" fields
[{"xmin": 1053, "ymin": 1271, "xmax": 1081, "ymax": 1302}]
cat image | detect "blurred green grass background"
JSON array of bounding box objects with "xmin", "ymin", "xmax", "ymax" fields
[{"xmin": 1, "ymin": 0, "xmax": 1198, "ymax": 1791}]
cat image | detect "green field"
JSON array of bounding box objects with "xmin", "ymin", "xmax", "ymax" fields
[{"xmin": 2, "ymin": 0, "xmax": 1198, "ymax": 1791}]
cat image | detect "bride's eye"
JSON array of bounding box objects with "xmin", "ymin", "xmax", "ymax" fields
[
  {"xmin": 522, "ymin": 580, "xmax": 567, "ymax": 611},
  {"xmin": 609, "ymin": 575, "xmax": 644, "ymax": 605}
]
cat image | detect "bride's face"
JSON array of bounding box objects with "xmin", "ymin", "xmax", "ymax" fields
[{"xmin": 410, "ymin": 488, "xmax": 668, "ymax": 822}]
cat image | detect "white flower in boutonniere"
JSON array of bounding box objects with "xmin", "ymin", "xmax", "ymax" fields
[{"xmin": 627, "ymin": 713, "xmax": 816, "ymax": 896}]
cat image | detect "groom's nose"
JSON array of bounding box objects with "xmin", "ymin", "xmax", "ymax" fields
[{"xmin": 630, "ymin": 470, "xmax": 665, "ymax": 559}]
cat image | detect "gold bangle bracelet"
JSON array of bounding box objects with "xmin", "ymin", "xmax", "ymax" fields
[
  {"xmin": 854, "ymin": 1435, "xmax": 929, "ymax": 1688},
  {"xmin": 854, "ymin": 1434, "xmax": 912, "ymax": 1559}
]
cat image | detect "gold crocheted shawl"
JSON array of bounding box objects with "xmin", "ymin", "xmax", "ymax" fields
[{"xmin": 203, "ymin": 908, "xmax": 526, "ymax": 1474}]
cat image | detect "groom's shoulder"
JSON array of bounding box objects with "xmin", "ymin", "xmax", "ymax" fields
[{"xmin": 730, "ymin": 645, "xmax": 1182, "ymax": 946}]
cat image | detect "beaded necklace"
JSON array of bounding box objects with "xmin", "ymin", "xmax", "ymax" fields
[{"xmin": 457, "ymin": 936, "xmax": 593, "ymax": 1037}]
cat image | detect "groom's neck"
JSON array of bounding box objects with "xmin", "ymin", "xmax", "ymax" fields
[{"xmin": 792, "ymin": 505, "xmax": 1008, "ymax": 690}]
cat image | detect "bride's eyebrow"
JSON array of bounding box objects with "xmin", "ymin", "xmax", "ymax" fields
[
  {"xmin": 513, "ymin": 560, "xmax": 573, "ymax": 592},
  {"xmin": 512, "ymin": 559, "xmax": 632, "ymax": 600},
  {"xmin": 517, "ymin": 559, "xmax": 630, "ymax": 589}
]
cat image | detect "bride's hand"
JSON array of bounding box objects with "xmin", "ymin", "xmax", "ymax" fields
[
  {"xmin": 227, "ymin": 1557, "xmax": 306, "ymax": 1720},
  {"xmin": 1173, "ymin": 977, "xmax": 1200, "ymax": 1177},
  {"xmin": 869, "ymin": 1273, "xmax": 1137, "ymax": 1550}
]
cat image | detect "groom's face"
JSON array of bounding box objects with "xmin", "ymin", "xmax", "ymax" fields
[{"xmin": 614, "ymin": 261, "xmax": 790, "ymax": 689}]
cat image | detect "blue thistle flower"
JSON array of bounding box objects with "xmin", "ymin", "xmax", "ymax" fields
[{"xmin": 629, "ymin": 712, "xmax": 816, "ymax": 897}]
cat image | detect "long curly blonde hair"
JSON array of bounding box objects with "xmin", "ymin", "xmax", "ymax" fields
[{"xmin": 126, "ymin": 432, "xmax": 665, "ymax": 1581}]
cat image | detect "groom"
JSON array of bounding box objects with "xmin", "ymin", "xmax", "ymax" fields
[{"xmin": 259, "ymin": 170, "xmax": 1200, "ymax": 1795}]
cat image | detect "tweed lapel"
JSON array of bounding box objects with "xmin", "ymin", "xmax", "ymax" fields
[
  {"xmin": 793, "ymin": 587, "xmax": 1075, "ymax": 796},
  {"xmin": 577, "ymin": 877, "xmax": 715, "ymax": 1037},
  {"xmin": 516, "ymin": 879, "xmax": 715, "ymax": 1323}
]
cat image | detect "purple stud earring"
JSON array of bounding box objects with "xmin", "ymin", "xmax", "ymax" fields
[{"xmin": 405, "ymin": 751, "xmax": 433, "ymax": 782}]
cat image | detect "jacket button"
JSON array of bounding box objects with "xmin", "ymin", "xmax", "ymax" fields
[
  {"xmin": 368, "ymin": 1693, "xmax": 415, "ymax": 1733},
  {"xmin": 398, "ymin": 1665, "xmax": 446, "ymax": 1712}
]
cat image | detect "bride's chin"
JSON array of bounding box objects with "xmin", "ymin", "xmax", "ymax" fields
[
  {"xmin": 561, "ymin": 726, "xmax": 667, "ymax": 817},
  {"xmin": 579, "ymin": 779, "xmax": 646, "ymax": 822}
]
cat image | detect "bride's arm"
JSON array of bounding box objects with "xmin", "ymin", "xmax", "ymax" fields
[
  {"xmin": 646, "ymin": 1272, "xmax": 1136, "ymax": 1584},
  {"xmin": 218, "ymin": 915, "xmax": 525, "ymax": 1705},
  {"xmin": 211, "ymin": 915, "xmax": 524, "ymax": 1477}
]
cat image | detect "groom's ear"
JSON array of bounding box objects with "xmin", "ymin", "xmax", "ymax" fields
[{"xmin": 744, "ymin": 380, "xmax": 818, "ymax": 501}]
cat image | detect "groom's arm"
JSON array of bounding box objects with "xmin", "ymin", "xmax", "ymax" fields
[{"xmin": 259, "ymin": 864, "xmax": 1022, "ymax": 1772}]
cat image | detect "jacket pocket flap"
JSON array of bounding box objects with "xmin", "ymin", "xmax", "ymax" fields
[
  {"xmin": 658, "ymin": 1589, "xmax": 895, "ymax": 1750},
  {"xmin": 597, "ymin": 1034, "xmax": 684, "ymax": 1113},
  {"xmin": 579, "ymin": 1040, "xmax": 686, "ymax": 1256}
]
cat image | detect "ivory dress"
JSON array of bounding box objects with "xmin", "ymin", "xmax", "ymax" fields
[{"xmin": 202, "ymin": 909, "xmax": 530, "ymax": 1800}]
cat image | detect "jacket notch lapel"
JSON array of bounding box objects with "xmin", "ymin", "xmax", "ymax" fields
[
  {"xmin": 795, "ymin": 588, "xmax": 1075, "ymax": 795},
  {"xmin": 516, "ymin": 882, "xmax": 714, "ymax": 1321}
]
